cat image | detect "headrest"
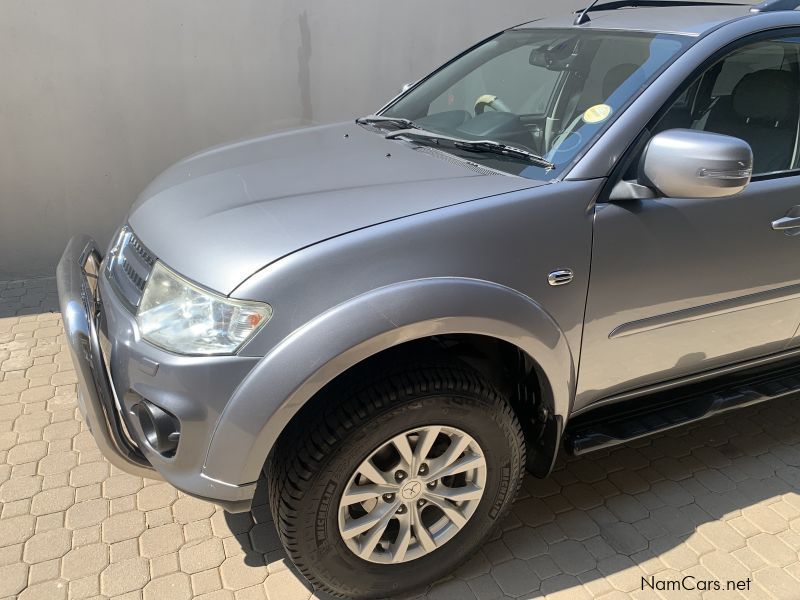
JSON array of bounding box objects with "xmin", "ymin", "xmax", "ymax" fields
[
  {"xmin": 732, "ymin": 69, "xmax": 797, "ymax": 123},
  {"xmin": 603, "ymin": 63, "xmax": 639, "ymax": 99}
]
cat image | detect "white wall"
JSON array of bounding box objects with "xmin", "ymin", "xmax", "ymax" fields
[{"xmin": 0, "ymin": 0, "xmax": 585, "ymax": 278}]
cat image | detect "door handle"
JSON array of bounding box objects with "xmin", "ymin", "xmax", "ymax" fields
[
  {"xmin": 772, "ymin": 216, "xmax": 800, "ymax": 230},
  {"xmin": 773, "ymin": 206, "xmax": 800, "ymax": 233}
]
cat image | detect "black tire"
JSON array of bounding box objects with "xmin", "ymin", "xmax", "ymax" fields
[{"xmin": 267, "ymin": 361, "xmax": 526, "ymax": 599}]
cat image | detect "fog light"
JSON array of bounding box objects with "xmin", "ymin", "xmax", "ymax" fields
[{"xmin": 134, "ymin": 400, "xmax": 180, "ymax": 456}]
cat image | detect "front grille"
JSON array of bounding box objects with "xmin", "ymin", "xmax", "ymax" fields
[{"xmin": 105, "ymin": 226, "xmax": 156, "ymax": 310}]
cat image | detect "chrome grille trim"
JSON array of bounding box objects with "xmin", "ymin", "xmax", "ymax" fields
[{"xmin": 104, "ymin": 226, "xmax": 157, "ymax": 311}]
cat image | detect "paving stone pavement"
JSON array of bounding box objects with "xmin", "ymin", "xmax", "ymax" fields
[
  {"xmin": 0, "ymin": 278, "xmax": 60, "ymax": 319},
  {"xmin": 3, "ymin": 277, "xmax": 800, "ymax": 599}
]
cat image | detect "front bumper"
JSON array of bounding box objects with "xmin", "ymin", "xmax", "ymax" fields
[{"xmin": 57, "ymin": 235, "xmax": 257, "ymax": 512}]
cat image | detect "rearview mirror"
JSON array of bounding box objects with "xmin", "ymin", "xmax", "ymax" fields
[
  {"xmin": 529, "ymin": 36, "xmax": 580, "ymax": 71},
  {"xmin": 641, "ymin": 129, "xmax": 753, "ymax": 198}
]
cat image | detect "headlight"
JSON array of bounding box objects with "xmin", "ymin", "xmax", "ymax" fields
[{"xmin": 137, "ymin": 262, "xmax": 272, "ymax": 355}]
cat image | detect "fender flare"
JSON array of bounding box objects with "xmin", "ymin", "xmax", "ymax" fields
[{"xmin": 202, "ymin": 277, "xmax": 575, "ymax": 485}]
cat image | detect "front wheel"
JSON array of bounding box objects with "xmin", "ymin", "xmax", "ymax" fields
[{"xmin": 268, "ymin": 362, "xmax": 526, "ymax": 599}]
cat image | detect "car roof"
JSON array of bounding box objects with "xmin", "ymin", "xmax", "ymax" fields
[{"xmin": 517, "ymin": 4, "xmax": 756, "ymax": 36}]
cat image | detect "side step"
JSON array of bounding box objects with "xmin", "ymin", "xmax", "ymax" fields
[{"xmin": 564, "ymin": 357, "xmax": 800, "ymax": 455}]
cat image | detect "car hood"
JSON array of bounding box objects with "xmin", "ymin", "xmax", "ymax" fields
[{"xmin": 128, "ymin": 121, "xmax": 545, "ymax": 294}]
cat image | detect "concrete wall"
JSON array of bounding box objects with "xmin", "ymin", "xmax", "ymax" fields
[{"xmin": 0, "ymin": 0, "xmax": 586, "ymax": 279}]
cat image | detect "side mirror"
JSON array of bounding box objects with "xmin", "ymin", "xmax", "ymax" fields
[{"xmin": 640, "ymin": 129, "xmax": 753, "ymax": 198}]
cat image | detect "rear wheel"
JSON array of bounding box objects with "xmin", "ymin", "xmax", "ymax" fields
[{"xmin": 268, "ymin": 361, "xmax": 525, "ymax": 599}]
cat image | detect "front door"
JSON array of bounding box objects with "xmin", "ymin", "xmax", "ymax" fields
[{"xmin": 576, "ymin": 33, "xmax": 800, "ymax": 411}]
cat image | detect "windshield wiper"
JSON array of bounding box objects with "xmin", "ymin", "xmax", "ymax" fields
[
  {"xmin": 385, "ymin": 128, "xmax": 555, "ymax": 170},
  {"xmin": 356, "ymin": 115, "xmax": 419, "ymax": 130}
]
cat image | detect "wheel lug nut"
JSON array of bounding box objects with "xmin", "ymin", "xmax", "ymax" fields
[
  {"xmin": 427, "ymin": 481, "xmax": 437, "ymax": 489},
  {"xmin": 382, "ymin": 493, "xmax": 395, "ymax": 502},
  {"xmin": 418, "ymin": 464, "xmax": 429, "ymax": 475},
  {"xmin": 396, "ymin": 505, "xmax": 407, "ymax": 514},
  {"xmin": 395, "ymin": 470, "xmax": 407, "ymax": 482},
  {"xmin": 417, "ymin": 499, "xmax": 426, "ymax": 507}
]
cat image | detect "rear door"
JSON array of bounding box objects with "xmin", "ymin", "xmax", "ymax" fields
[{"xmin": 576, "ymin": 33, "xmax": 800, "ymax": 411}]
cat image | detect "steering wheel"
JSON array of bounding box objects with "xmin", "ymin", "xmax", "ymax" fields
[{"xmin": 474, "ymin": 94, "xmax": 512, "ymax": 115}]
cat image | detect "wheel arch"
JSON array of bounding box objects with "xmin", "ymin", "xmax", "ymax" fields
[{"xmin": 202, "ymin": 277, "xmax": 574, "ymax": 486}]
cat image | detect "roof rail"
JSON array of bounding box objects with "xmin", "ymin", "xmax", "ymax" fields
[
  {"xmin": 573, "ymin": 0, "xmax": 747, "ymax": 25},
  {"xmin": 750, "ymin": 0, "xmax": 800, "ymax": 12}
]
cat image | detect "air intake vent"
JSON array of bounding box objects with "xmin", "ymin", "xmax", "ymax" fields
[{"xmin": 414, "ymin": 146, "xmax": 500, "ymax": 176}]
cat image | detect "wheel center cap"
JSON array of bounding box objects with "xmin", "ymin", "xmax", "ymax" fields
[{"xmin": 400, "ymin": 480, "xmax": 423, "ymax": 500}]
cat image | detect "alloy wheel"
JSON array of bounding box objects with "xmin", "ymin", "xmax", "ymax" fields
[{"xmin": 337, "ymin": 425, "xmax": 487, "ymax": 564}]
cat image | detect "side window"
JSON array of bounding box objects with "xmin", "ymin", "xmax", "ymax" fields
[
  {"xmin": 711, "ymin": 43, "xmax": 786, "ymax": 97},
  {"xmin": 657, "ymin": 38, "xmax": 800, "ymax": 175}
]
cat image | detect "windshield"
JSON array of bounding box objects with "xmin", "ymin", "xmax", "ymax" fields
[{"xmin": 379, "ymin": 28, "xmax": 692, "ymax": 178}]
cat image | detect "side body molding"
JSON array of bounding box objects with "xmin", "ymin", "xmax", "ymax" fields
[{"xmin": 202, "ymin": 277, "xmax": 575, "ymax": 486}]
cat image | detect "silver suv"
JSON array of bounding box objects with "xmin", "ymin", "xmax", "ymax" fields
[{"xmin": 57, "ymin": 1, "xmax": 800, "ymax": 597}]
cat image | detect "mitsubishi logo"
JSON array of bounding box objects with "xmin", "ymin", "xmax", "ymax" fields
[{"xmin": 401, "ymin": 480, "xmax": 422, "ymax": 500}]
